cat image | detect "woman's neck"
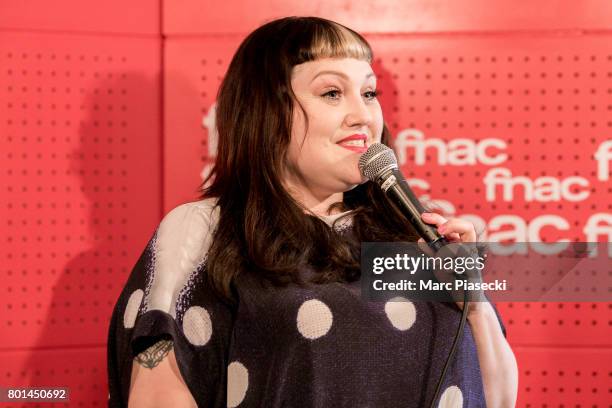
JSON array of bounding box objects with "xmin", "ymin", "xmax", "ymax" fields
[
  {"xmin": 284, "ymin": 184, "xmax": 344, "ymax": 217},
  {"xmin": 305, "ymin": 195, "xmax": 345, "ymax": 217}
]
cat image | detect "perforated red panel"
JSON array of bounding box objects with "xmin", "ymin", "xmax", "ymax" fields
[
  {"xmin": 367, "ymin": 35, "xmax": 611, "ymax": 241},
  {"xmin": 497, "ymin": 302, "xmax": 612, "ymax": 346},
  {"xmin": 514, "ymin": 347, "xmax": 611, "ymax": 407},
  {"xmin": 0, "ymin": 348, "xmax": 107, "ymax": 407},
  {"xmin": 0, "ymin": 30, "xmax": 162, "ymax": 402},
  {"xmin": 163, "ymin": 37, "xmax": 242, "ymax": 210}
]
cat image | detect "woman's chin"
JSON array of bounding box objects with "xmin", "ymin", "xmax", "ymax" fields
[
  {"xmin": 334, "ymin": 170, "xmax": 368, "ymax": 191},
  {"xmin": 342, "ymin": 183, "xmax": 360, "ymax": 192},
  {"xmin": 340, "ymin": 177, "xmax": 367, "ymax": 192}
]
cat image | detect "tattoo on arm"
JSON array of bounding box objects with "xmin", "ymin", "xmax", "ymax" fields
[{"xmin": 135, "ymin": 339, "xmax": 173, "ymax": 369}]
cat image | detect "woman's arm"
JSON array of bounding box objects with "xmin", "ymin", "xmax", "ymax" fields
[
  {"xmin": 128, "ymin": 340, "xmax": 198, "ymax": 408},
  {"xmin": 467, "ymin": 303, "xmax": 518, "ymax": 408},
  {"xmin": 420, "ymin": 212, "xmax": 519, "ymax": 407}
]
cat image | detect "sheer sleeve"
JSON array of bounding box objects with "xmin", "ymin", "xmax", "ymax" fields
[{"xmin": 107, "ymin": 199, "xmax": 234, "ymax": 407}]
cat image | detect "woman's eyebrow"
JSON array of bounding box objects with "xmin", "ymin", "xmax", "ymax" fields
[{"xmin": 310, "ymin": 70, "xmax": 375, "ymax": 83}]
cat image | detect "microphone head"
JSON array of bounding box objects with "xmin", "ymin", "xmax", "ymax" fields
[{"xmin": 358, "ymin": 142, "xmax": 399, "ymax": 181}]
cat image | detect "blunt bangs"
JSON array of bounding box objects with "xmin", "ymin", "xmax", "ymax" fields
[{"xmin": 292, "ymin": 19, "xmax": 373, "ymax": 65}]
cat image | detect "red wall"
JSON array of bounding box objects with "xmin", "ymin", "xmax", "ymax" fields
[
  {"xmin": 0, "ymin": 1, "xmax": 162, "ymax": 406},
  {"xmin": 1, "ymin": 0, "xmax": 611, "ymax": 406}
]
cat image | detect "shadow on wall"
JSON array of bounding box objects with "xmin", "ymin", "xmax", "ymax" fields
[{"xmin": 22, "ymin": 72, "xmax": 160, "ymax": 406}]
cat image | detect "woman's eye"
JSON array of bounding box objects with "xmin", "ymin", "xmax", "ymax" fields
[
  {"xmin": 364, "ymin": 90, "xmax": 378, "ymax": 100},
  {"xmin": 321, "ymin": 89, "xmax": 378, "ymax": 101},
  {"xmin": 322, "ymin": 89, "xmax": 341, "ymax": 100}
]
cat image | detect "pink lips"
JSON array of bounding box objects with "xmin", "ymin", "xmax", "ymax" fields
[{"xmin": 336, "ymin": 134, "xmax": 368, "ymax": 153}]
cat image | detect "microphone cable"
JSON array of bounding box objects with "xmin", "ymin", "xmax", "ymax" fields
[{"xmin": 428, "ymin": 286, "xmax": 470, "ymax": 408}]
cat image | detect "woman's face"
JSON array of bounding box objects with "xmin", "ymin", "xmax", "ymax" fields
[{"xmin": 284, "ymin": 57, "xmax": 383, "ymax": 202}]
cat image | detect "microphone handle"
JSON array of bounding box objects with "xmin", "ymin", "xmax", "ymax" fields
[{"xmin": 379, "ymin": 168, "xmax": 448, "ymax": 251}]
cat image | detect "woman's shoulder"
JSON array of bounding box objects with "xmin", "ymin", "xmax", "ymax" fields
[
  {"xmin": 160, "ymin": 197, "xmax": 220, "ymax": 229},
  {"xmin": 154, "ymin": 197, "xmax": 220, "ymax": 271}
]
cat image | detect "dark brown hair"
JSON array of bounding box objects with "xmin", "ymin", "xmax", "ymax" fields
[{"xmin": 200, "ymin": 16, "xmax": 419, "ymax": 301}]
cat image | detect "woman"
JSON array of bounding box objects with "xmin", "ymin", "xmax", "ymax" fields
[{"xmin": 108, "ymin": 16, "xmax": 518, "ymax": 408}]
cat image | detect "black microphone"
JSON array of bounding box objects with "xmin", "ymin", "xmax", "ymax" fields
[{"xmin": 358, "ymin": 142, "xmax": 448, "ymax": 251}]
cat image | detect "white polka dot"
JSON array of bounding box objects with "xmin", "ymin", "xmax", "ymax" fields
[
  {"xmin": 227, "ymin": 361, "xmax": 249, "ymax": 407},
  {"xmin": 384, "ymin": 296, "xmax": 416, "ymax": 331},
  {"xmin": 296, "ymin": 299, "xmax": 333, "ymax": 340},
  {"xmin": 123, "ymin": 289, "xmax": 144, "ymax": 329},
  {"xmin": 182, "ymin": 306, "xmax": 213, "ymax": 346},
  {"xmin": 438, "ymin": 385, "xmax": 463, "ymax": 408}
]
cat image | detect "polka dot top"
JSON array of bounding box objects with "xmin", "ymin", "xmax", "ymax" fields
[{"xmin": 107, "ymin": 198, "xmax": 506, "ymax": 407}]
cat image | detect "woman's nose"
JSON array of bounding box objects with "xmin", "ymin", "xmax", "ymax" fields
[{"xmin": 344, "ymin": 96, "xmax": 372, "ymax": 127}]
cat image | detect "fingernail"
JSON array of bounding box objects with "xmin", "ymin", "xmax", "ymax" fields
[{"xmin": 422, "ymin": 212, "xmax": 431, "ymax": 218}]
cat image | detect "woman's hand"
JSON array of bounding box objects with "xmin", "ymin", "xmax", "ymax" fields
[
  {"xmin": 418, "ymin": 212, "xmax": 483, "ymax": 315},
  {"xmin": 420, "ymin": 212, "xmax": 477, "ymax": 243}
]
